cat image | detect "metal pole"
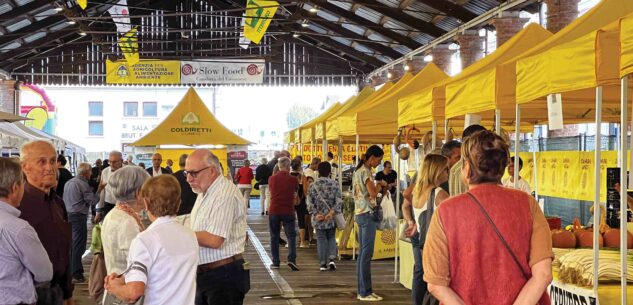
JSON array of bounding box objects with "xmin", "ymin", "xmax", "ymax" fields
[
  {"xmin": 338, "ymin": 138, "xmax": 343, "ymax": 191},
  {"xmin": 310, "ymin": 140, "xmax": 314, "ymax": 162},
  {"xmin": 514, "ymin": 104, "xmax": 520, "ymax": 188},
  {"xmin": 495, "ymin": 109, "xmax": 501, "ymax": 135},
  {"xmin": 353, "ymin": 134, "xmax": 359, "ymax": 261},
  {"xmin": 532, "ymin": 131, "xmax": 539, "ymax": 200},
  {"xmin": 323, "ymin": 139, "xmax": 328, "ymax": 161},
  {"xmin": 432, "ymin": 120, "xmax": 437, "ymax": 150},
  {"xmin": 620, "ymin": 76, "xmax": 628, "ymax": 304},
  {"xmin": 444, "ymin": 119, "xmax": 449, "ymax": 142},
  {"xmin": 593, "ymin": 86, "xmax": 603, "ymax": 295},
  {"xmin": 394, "ymin": 144, "xmax": 400, "ymax": 283}
]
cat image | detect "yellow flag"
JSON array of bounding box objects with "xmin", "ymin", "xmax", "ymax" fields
[
  {"xmin": 118, "ymin": 28, "xmax": 139, "ymax": 66},
  {"xmin": 244, "ymin": 0, "xmax": 279, "ymax": 44},
  {"xmin": 77, "ymin": 0, "xmax": 87, "ymax": 9}
]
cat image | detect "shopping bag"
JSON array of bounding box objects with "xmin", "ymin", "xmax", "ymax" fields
[
  {"xmin": 334, "ymin": 213, "xmax": 346, "ymax": 230},
  {"xmin": 379, "ymin": 191, "xmax": 398, "ymax": 230}
]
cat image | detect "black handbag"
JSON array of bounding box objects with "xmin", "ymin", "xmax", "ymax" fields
[
  {"xmin": 369, "ymin": 193, "xmax": 383, "ymax": 223},
  {"xmin": 254, "ymin": 182, "xmax": 260, "ymax": 190}
]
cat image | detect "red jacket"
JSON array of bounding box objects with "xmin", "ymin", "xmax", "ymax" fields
[{"xmin": 235, "ymin": 166, "xmax": 254, "ymax": 185}]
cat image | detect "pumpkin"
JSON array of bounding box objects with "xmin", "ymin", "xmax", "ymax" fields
[
  {"xmin": 602, "ymin": 229, "xmax": 633, "ymax": 249},
  {"xmin": 551, "ymin": 230, "xmax": 576, "ymax": 249},
  {"xmin": 577, "ymin": 230, "xmax": 604, "ymax": 248}
]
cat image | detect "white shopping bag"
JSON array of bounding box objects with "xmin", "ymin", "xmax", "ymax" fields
[{"xmin": 379, "ymin": 192, "xmax": 398, "ymax": 230}]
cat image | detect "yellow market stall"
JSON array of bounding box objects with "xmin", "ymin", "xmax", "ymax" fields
[{"xmin": 129, "ymin": 87, "xmax": 252, "ymax": 177}]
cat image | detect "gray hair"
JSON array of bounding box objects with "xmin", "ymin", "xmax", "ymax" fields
[
  {"xmin": 261, "ymin": 158, "xmax": 268, "ymax": 164},
  {"xmin": 108, "ymin": 166, "xmax": 151, "ymax": 203},
  {"xmin": 77, "ymin": 163, "xmax": 92, "ymax": 176},
  {"xmin": 179, "ymin": 154, "xmax": 188, "ymax": 167},
  {"xmin": 0, "ymin": 158, "xmax": 23, "ymax": 198},
  {"xmin": 109, "ymin": 150, "xmax": 123, "ymax": 159},
  {"xmin": 278, "ymin": 157, "xmax": 291, "ymax": 170}
]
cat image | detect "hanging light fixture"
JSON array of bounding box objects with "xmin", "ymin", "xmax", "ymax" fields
[
  {"xmin": 301, "ymin": 20, "xmax": 310, "ymax": 27},
  {"xmin": 423, "ymin": 55, "xmax": 433, "ymax": 62},
  {"xmin": 292, "ymin": 33, "xmax": 300, "ymax": 38},
  {"xmin": 387, "ymin": 71, "xmax": 393, "ymax": 79},
  {"xmin": 67, "ymin": 20, "xmax": 76, "ymax": 25},
  {"xmin": 309, "ymin": 6, "xmax": 319, "ymax": 13}
]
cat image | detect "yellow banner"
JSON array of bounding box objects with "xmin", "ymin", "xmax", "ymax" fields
[
  {"xmin": 106, "ymin": 60, "xmax": 180, "ymax": 84},
  {"xmin": 244, "ymin": 0, "xmax": 279, "ymax": 44},
  {"xmin": 119, "ymin": 28, "xmax": 139, "ymax": 66},
  {"xmin": 77, "ymin": 0, "xmax": 87, "ymax": 9},
  {"xmin": 289, "ymin": 144, "xmax": 391, "ymax": 165}
]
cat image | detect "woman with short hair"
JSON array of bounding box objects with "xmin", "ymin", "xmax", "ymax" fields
[
  {"xmin": 101, "ymin": 166, "xmax": 151, "ymax": 274},
  {"xmin": 104, "ymin": 175, "xmax": 198, "ymax": 305},
  {"xmin": 423, "ymin": 130, "xmax": 553, "ymax": 305}
]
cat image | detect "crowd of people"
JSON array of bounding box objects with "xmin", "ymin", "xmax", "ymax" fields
[{"xmin": 0, "ymin": 125, "xmax": 553, "ymax": 305}]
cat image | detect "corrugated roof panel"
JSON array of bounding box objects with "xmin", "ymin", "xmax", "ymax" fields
[
  {"xmin": 341, "ymin": 23, "xmax": 366, "ymax": 36},
  {"xmin": 407, "ymin": 2, "xmax": 442, "ymax": 15},
  {"xmin": 309, "ymin": 24, "xmax": 328, "ymax": 35},
  {"xmin": 49, "ymin": 22, "xmax": 70, "ymax": 32},
  {"xmin": 0, "ymin": 3, "xmax": 12, "ymax": 15},
  {"xmin": 393, "ymin": 44, "xmax": 411, "ymax": 55},
  {"xmin": 435, "ymin": 17, "xmax": 461, "ymax": 32},
  {"xmin": 6, "ymin": 19, "xmax": 31, "ymax": 32},
  {"xmin": 377, "ymin": 55, "xmax": 390, "ymax": 63},
  {"xmin": 354, "ymin": 43, "xmax": 374, "ymax": 55},
  {"xmin": 23, "ymin": 32, "xmax": 46, "ymax": 43},
  {"xmin": 463, "ymin": 0, "xmax": 497, "ymax": 15},
  {"xmin": 354, "ymin": 7, "xmax": 382, "ymax": 24},
  {"xmin": 2, "ymin": 42, "xmax": 21, "ymax": 52},
  {"xmin": 367, "ymin": 32, "xmax": 389, "ymax": 43},
  {"xmin": 376, "ymin": 0, "xmax": 399, "ymax": 8},
  {"xmin": 384, "ymin": 19, "xmax": 414, "ymax": 33},
  {"xmin": 330, "ymin": 0, "xmax": 352, "ymax": 11},
  {"xmin": 316, "ymin": 10, "xmax": 339, "ymax": 22},
  {"xmin": 412, "ymin": 33, "xmax": 432, "ymax": 44},
  {"xmin": 331, "ymin": 36, "xmax": 352, "ymax": 47},
  {"xmin": 35, "ymin": 8, "xmax": 57, "ymax": 21},
  {"xmin": 14, "ymin": 0, "xmax": 34, "ymax": 5}
]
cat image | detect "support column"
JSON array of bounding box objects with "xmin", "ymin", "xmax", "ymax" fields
[
  {"xmin": 492, "ymin": 11, "xmax": 530, "ymax": 48},
  {"xmin": 545, "ymin": 0, "xmax": 579, "ymax": 34},
  {"xmin": 430, "ymin": 44, "xmax": 454, "ymax": 74},
  {"xmin": 456, "ymin": 30, "xmax": 484, "ymax": 69},
  {"xmin": 0, "ymin": 80, "xmax": 18, "ymax": 114}
]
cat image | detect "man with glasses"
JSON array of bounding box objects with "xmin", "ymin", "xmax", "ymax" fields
[
  {"xmin": 94, "ymin": 150, "xmax": 124, "ymax": 222},
  {"xmin": 186, "ymin": 149, "xmax": 249, "ymax": 305}
]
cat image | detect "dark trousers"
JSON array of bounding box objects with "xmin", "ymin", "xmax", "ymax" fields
[
  {"xmin": 195, "ymin": 259, "xmax": 250, "ymax": 305},
  {"xmin": 35, "ymin": 284, "xmax": 63, "ymax": 305},
  {"xmin": 69, "ymin": 213, "xmax": 88, "ymax": 278},
  {"xmin": 410, "ymin": 232, "xmax": 426, "ymax": 305},
  {"xmin": 268, "ymin": 214, "xmax": 296, "ymax": 265}
]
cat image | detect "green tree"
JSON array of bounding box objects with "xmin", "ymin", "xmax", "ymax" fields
[{"xmin": 286, "ymin": 104, "xmax": 318, "ymax": 129}]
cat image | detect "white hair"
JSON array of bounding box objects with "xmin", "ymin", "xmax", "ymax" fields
[
  {"xmin": 108, "ymin": 166, "xmax": 151, "ymax": 203},
  {"xmin": 77, "ymin": 163, "xmax": 92, "ymax": 176}
]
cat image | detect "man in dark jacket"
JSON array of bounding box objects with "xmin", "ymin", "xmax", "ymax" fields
[
  {"xmin": 55, "ymin": 154, "xmax": 74, "ymax": 197},
  {"xmin": 256, "ymin": 158, "xmax": 272, "ymax": 215},
  {"xmin": 173, "ymin": 154, "xmax": 196, "ymax": 215},
  {"xmin": 267, "ymin": 151, "xmax": 280, "ymax": 171},
  {"xmin": 146, "ymin": 153, "xmax": 172, "ymax": 176}
]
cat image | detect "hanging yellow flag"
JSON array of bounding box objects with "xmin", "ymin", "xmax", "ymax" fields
[
  {"xmin": 243, "ymin": 0, "xmax": 279, "ymax": 44},
  {"xmin": 118, "ymin": 28, "xmax": 139, "ymax": 66},
  {"xmin": 77, "ymin": 0, "xmax": 87, "ymax": 9}
]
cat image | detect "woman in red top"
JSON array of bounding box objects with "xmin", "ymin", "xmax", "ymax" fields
[
  {"xmin": 423, "ymin": 130, "xmax": 553, "ymax": 305},
  {"xmin": 235, "ymin": 159, "xmax": 254, "ymax": 209}
]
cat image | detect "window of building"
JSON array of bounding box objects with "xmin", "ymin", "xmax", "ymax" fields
[
  {"xmin": 143, "ymin": 102, "xmax": 157, "ymax": 117},
  {"xmin": 88, "ymin": 101, "xmax": 103, "ymax": 116},
  {"xmin": 271, "ymin": 131, "xmax": 277, "ymax": 137},
  {"xmin": 124, "ymin": 102, "xmax": 138, "ymax": 117},
  {"xmin": 89, "ymin": 121, "xmax": 104, "ymax": 136}
]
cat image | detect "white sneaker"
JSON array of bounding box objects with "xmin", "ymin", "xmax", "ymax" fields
[{"xmin": 357, "ymin": 294, "xmax": 382, "ymax": 301}]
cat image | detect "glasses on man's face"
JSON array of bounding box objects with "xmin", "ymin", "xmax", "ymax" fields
[{"xmin": 184, "ymin": 166, "xmax": 211, "ymax": 178}]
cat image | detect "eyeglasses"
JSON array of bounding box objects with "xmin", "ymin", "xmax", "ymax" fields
[{"xmin": 184, "ymin": 166, "xmax": 210, "ymax": 178}]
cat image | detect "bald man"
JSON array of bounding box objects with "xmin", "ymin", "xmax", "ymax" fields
[
  {"xmin": 19, "ymin": 140, "xmax": 74, "ymax": 305},
  {"xmin": 147, "ymin": 153, "xmax": 172, "ymax": 177}
]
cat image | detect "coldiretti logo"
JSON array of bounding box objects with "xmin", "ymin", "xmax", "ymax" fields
[{"xmin": 181, "ymin": 112, "xmax": 200, "ymax": 125}]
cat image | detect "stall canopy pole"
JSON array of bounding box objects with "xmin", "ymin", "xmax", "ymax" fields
[
  {"xmin": 495, "ymin": 109, "xmax": 501, "ymax": 135},
  {"xmin": 394, "ymin": 144, "xmax": 400, "ymax": 283},
  {"xmin": 353, "ymin": 134, "xmax": 359, "ymax": 261},
  {"xmin": 323, "ymin": 139, "xmax": 328, "ymax": 161},
  {"xmin": 444, "ymin": 119, "xmax": 449, "ymax": 142},
  {"xmin": 592, "ymin": 86, "xmax": 603, "ymax": 295},
  {"xmin": 432, "ymin": 121, "xmax": 437, "ymax": 150},
  {"xmin": 514, "ymin": 105, "xmax": 520, "ymax": 189},
  {"xmin": 338, "ymin": 138, "xmax": 343, "ymax": 191},
  {"xmin": 620, "ymin": 76, "xmax": 629, "ymax": 304},
  {"xmin": 532, "ymin": 129, "xmax": 539, "ymax": 200},
  {"xmin": 311, "ymin": 140, "xmax": 314, "ymax": 162}
]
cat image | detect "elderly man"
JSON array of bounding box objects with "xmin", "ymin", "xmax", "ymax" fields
[
  {"xmin": 268, "ymin": 156, "xmax": 300, "ymax": 271},
  {"xmin": 147, "ymin": 153, "xmax": 172, "ymax": 176},
  {"xmin": 63, "ymin": 162, "xmax": 99, "ymax": 283},
  {"xmin": 95, "ymin": 150, "xmax": 124, "ymax": 222},
  {"xmin": 0, "ymin": 157, "xmax": 53, "ymax": 305},
  {"xmin": 186, "ymin": 149, "xmax": 249, "ymax": 305},
  {"xmin": 19, "ymin": 140, "xmax": 73, "ymax": 305},
  {"xmin": 173, "ymin": 154, "xmax": 197, "ymax": 216}
]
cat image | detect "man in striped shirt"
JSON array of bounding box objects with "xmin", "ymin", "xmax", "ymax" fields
[{"xmin": 187, "ymin": 149, "xmax": 250, "ymax": 305}]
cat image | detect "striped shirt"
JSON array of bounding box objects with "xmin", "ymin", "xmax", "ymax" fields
[
  {"xmin": 449, "ymin": 159, "xmax": 468, "ymax": 197},
  {"xmin": 190, "ymin": 176, "xmax": 247, "ymax": 264}
]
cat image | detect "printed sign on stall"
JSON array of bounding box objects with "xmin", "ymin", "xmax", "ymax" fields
[
  {"xmin": 106, "ymin": 60, "xmax": 180, "ymax": 84},
  {"xmin": 548, "ymin": 280, "xmax": 598, "ymax": 305},
  {"xmin": 180, "ymin": 60, "xmax": 265, "ymax": 84}
]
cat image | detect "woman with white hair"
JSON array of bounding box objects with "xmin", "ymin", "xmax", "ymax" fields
[{"xmin": 101, "ymin": 166, "xmax": 151, "ymax": 274}]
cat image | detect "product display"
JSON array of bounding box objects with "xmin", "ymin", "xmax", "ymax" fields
[{"xmin": 557, "ymin": 249, "xmax": 633, "ymax": 286}]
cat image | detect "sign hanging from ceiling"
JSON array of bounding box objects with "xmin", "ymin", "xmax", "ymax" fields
[
  {"xmin": 106, "ymin": 60, "xmax": 180, "ymax": 84},
  {"xmin": 180, "ymin": 60, "xmax": 265, "ymax": 84},
  {"xmin": 243, "ymin": 0, "xmax": 279, "ymax": 44}
]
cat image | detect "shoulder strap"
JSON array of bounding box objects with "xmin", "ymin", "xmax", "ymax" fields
[
  {"xmin": 313, "ymin": 182, "xmax": 333, "ymax": 210},
  {"xmin": 465, "ymin": 192, "xmax": 529, "ymax": 280}
]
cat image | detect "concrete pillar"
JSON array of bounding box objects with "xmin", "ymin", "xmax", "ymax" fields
[
  {"xmin": 545, "ymin": 0, "xmax": 579, "ymax": 34},
  {"xmin": 492, "ymin": 11, "xmax": 530, "ymax": 48},
  {"xmin": 455, "ymin": 30, "xmax": 484, "ymax": 69},
  {"xmin": 430, "ymin": 44, "xmax": 455, "ymax": 74},
  {"xmin": 0, "ymin": 80, "xmax": 18, "ymax": 114}
]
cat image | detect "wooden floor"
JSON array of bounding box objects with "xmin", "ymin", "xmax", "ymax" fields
[{"xmin": 73, "ymin": 199, "xmax": 411, "ymax": 305}]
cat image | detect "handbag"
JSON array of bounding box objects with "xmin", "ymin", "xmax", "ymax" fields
[
  {"xmin": 465, "ymin": 192, "xmax": 530, "ymax": 280},
  {"xmin": 314, "ymin": 183, "xmax": 346, "ymax": 230},
  {"xmin": 254, "ymin": 182, "xmax": 260, "ymax": 190},
  {"xmin": 369, "ymin": 195, "xmax": 383, "ymax": 223}
]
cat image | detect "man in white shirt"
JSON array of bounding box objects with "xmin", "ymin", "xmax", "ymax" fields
[
  {"xmin": 147, "ymin": 153, "xmax": 172, "ymax": 177},
  {"xmin": 303, "ymin": 157, "xmax": 320, "ymax": 180},
  {"xmin": 95, "ymin": 150, "xmax": 124, "ymax": 222},
  {"xmin": 502, "ymin": 156, "xmax": 532, "ymax": 195},
  {"xmin": 186, "ymin": 149, "xmax": 249, "ymax": 305}
]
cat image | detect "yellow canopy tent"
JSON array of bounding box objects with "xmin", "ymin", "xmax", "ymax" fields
[
  {"xmin": 352, "ymin": 64, "xmax": 452, "ymax": 139},
  {"xmin": 283, "ymin": 131, "xmax": 293, "ymax": 145},
  {"xmin": 335, "ymin": 82, "xmax": 397, "ymax": 140},
  {"xmin": 325, "ymin": 86, "xmax": 376, "ymax": 142},
  {"xmin": 298, "ymin": 102, "xmax": 342, "ymax": 144},
  {"xmin": 130, "ymin": 87, "xmax": 252, "ymax": 146},
  {"xmin": 500, "ymin": 0, "xmax": 633, "ymax": 124},
  {"xmin": 444, "ymin": 24, "xmax": 552, "ymax": 130},
  {"xmin": 621, "ymin": 13, "xmax": 633, "ymax": 77}
]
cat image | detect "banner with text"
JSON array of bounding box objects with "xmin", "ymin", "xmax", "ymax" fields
[
  {"xmin": 106, "ymin": 60, "xmax": 180, "ymax": 84},
  {"xmin": 548, "ymin": 280, "xmax": 598, "ymax": 305},
  {"xmin": 180, "ymin": 60, "xmax": 264, "ymax": 84}
]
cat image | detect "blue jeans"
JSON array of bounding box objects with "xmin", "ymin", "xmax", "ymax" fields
[
  {"xmin": 316, "ymin": 227, "xmax": 337, "ymax": 266},
  {"xmin": 410, "ymin": 232, "xmax": 426, "ymax": 305},
  {"xmin": 69, "ymin": 213, "xmax": 88, "ymax": 278},
  {"xmin": 269, "ymin": 214, "xmax": 297, "ymax": 265},
  {"xmin": 355, "ymin": 213, "xmax": 377, "ymax": 297}
]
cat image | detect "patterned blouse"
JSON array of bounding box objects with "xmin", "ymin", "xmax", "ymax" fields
[{"xmin": 307, "ymin": 177, "xmax": 343, "ymax": 230}]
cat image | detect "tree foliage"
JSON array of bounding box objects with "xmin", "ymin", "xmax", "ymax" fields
[{"xmin": 286, "ymin": 104, "xmax": 318, "ymax": 129}]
